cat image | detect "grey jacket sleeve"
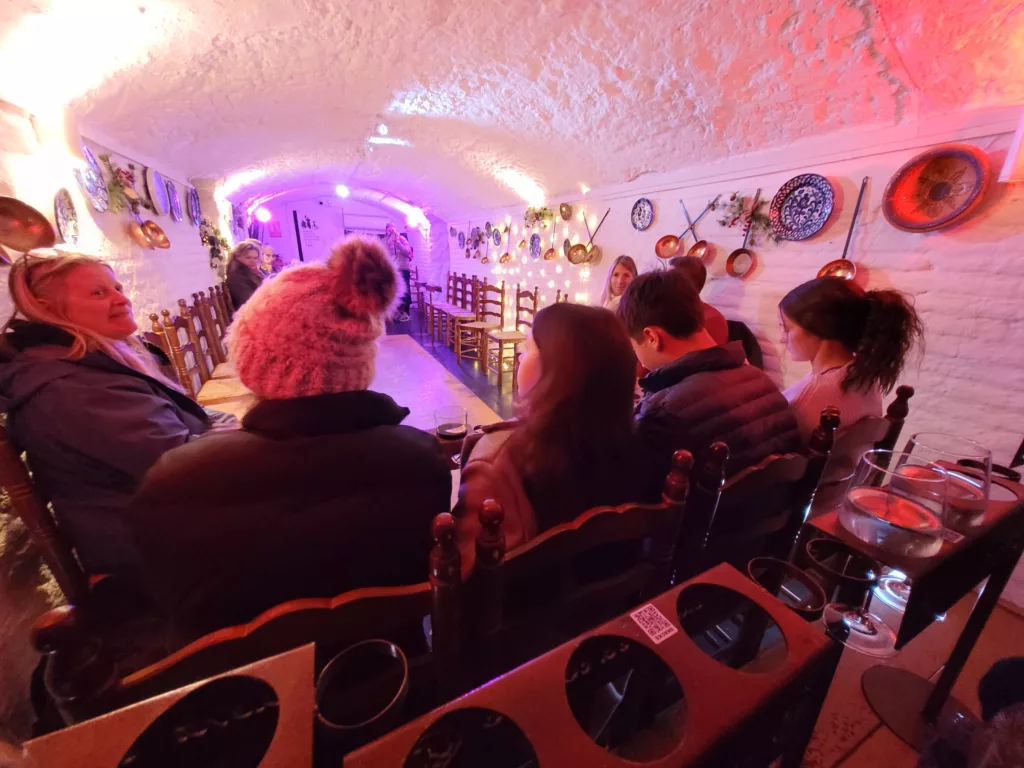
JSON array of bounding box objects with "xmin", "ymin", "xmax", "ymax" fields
[{"xmin": 36, "ymin": 376, "xmax": 199, "ymax": 482}]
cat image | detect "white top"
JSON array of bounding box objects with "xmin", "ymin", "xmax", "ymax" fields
[
  {"xmin": 783, "ymin": 363, "xmax": 883, "ymax": 444},
  {"xmin": 603, "ymin": 294, "xmax": 621, "ymax": 312}
]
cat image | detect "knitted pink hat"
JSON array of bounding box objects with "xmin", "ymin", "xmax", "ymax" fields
[{"xmin": 229, "ymin": 237, "xmax": 398, "ymax": 399}]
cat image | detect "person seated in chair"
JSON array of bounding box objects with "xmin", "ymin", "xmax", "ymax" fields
[
  {"xmin": 618, "ymin": 269, "xmax": 799, "ymax": 479},
  {"xmin": 778, "ymin": 277, "xmax": 923, "ymax": 445},
  {"xmin": 669, "ymin": 256, "xmax": 729, "ymax": 345},
  {"xmin": 0, "ymin": 251, "xmax": 210, "ymax": 576},
  {"xmin": 132, "ymin": 238, "xmax": 451, "ymax": 634},
  {"xmin": 454, "ymin": 303, "xmax": 660, "ymax": 575}
]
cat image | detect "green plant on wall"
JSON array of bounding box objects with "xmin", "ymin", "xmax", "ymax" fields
[
  {"xmin": 716, "ymin": 192, "xmax": 779, "ymax": 246},
  {"xmin": 98, "ymin": 154, "xmax": 153, "ymax": 215},
  {"xmin": 523, "ymin": 206, "xmax": 554, "ymax": 229}
]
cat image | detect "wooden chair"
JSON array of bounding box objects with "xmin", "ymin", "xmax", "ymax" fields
[
  {"xmin": 456, "ymin": 279, "xmax": 504, "ymax": 364},
  {"xmin": 178, "ymin": 299, "xmax": 217, "ymax": 381},
  {"xmin": 408, "ymin": 265, "xmax": 424, "ymax": 317},
  {"xmin": 30, "ymin": 513, "xmax": 466, "ymax": 725},
  {"xmin": 149, "ymin": 310, "xmax": 208, "ymax": 400},
  {"xmin": 219, "ymin": 279, "xmax": 235, "ymax": 322},
  {"xmin": 209, "ymin": 285, "xmax": 232, "ymax": 340},
  {"xmin": 426, "ymin": 272, "xmax": 457, "ymax": 344},
  {"xmin": 485, "ymin": 284, "xmax": 537, "ymax": 392},
  {"xmin": 443, "ymin": 274, "xmax": 478, "ymax": 349},
  {"xmin": 198, "ymin": 290, "xmax": 228, "ymax": 359},
  {"xmin": 464, "ymin": 450, "xmax": 693, "ymax": 682}
]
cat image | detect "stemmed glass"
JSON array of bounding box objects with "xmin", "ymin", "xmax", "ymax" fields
[
  {"xmin": 434, "ymin": 406, "xmax": 468, "ymax": 467},
  {"xmin": 873, "ymin": 434, "xmax": 993, "ymax": 611},
  {"xmin": 818, "ymin": 449, "xmax": 950, "ymax": 657}
]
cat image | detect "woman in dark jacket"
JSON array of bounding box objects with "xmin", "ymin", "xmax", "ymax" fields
[
  {"xmin": 132, "ymin": 238, "xmax": 451, "ymax": 634},
  {"xmin": 225, "ymin": 239, "xmax": 265, "ymax": 309},
  {"xmin": 0, "ymin": 250, "xmax": 209, "ymax": 575}
]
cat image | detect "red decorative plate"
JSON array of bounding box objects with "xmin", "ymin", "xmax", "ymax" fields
[{"xmin": 882, "ymin": 143, "xmax": 991, "ymax": 232}]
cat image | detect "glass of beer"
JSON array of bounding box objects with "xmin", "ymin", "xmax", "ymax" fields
[{"xmin": 434, "ymin": 406, "xmax": 468, "ymax": 466}]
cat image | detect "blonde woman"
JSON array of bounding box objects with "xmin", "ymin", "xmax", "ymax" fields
[
  {"xmin": 0, "ymin": 251, "xmax": 209, "ymax": 574},
  {"xmin": 598, "ymin": 255, "xmax": 638, "ymax": 312},
  {"xmin": 226, "ymin": 239, "xmax": 265, "ymax": 309}
]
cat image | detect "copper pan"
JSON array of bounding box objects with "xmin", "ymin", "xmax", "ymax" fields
[
  {"xmin": 127, "ymin": 220, "xmax": 154, "ymax": 249},
  {"xmin": 0, "ymin": 197, "xmax": 57, "ymax": 252},
  {"xmin": 818, "ymin": 259, "xmax": 857, "ymax": 280},
  {"xmin": 586, "ymin": 244, "xmax": 602, "ymax": 264},
  {"xmin": 655, "ymin": 234, "xmax": 680, "ymax": 260},
  {"xmin": 518, "ymin": 239, "xmax": 527, "ymax": 249},
  {"xmin": 726, "ymin": 188, "xmax": 760, "ymax": 279},
  {"xmin": 141, "ymin": 220, "xmax": 170, "ymax": 249},
  {"xmin": 567, "ymin": 243, "xmax": 588, "ymax": 264},
  {"xmin": 543, "ymin": 232, "xmax": 558, "ymax": 261}
]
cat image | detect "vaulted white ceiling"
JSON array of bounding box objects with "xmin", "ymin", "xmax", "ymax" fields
[{"xmin": 3, "ymin": 0, "xmax": 1023, "ymax": 218}]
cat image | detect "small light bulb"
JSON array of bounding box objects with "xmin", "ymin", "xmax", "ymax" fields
[
  {"xmin": 576, "ymin": 210, "xmax": 585, "ymax": 222},
  {"xmin": 335, "ymin": 184, "xmax": 350, "ymax": 198},
  {"xmin": 589, "ymin": 216, "xmax": 598, "ymax": 229},
  {"xmin": 377, "ymin": 123, "xmax": 388, "ymax": 136},
  {"xmin": 547, "ymin": 280, "xmax": 555, "ymax": 288},
  {"xmin": 527, "ymin": 271, "xmax": 533, "ymax": 277},
  {"xmin": 540, "ymin": 269, "xmax": 546, "ymax": 276},
  {"xmin": 521, "ymin": 256, "xmax": 527, "ymax": 263},
  {"xmin": 555, "ymin": 265, "xmax": 563, "ymax": 274},
  {"xmin": 564, "ymin": 280, "xmax": 570, "ymax": 287},
  {"xmin": 563, "ymin": 227, "xmax": 569, "ymax": 238},
  {"xmin": 580, "ymin": 183, "xmax": 590, "ymax": 195},
  {"xmin": 513, "ymin": 224, "xmax": 518, "ymax": 235}
]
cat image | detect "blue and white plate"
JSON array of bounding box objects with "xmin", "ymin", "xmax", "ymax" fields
[
  {"xmin": 769, "ymin": 174, "xmax": 834, "ymax": 240},
  {"xmin": 82, "ymin": 144, "xmax": 100, "ymax": 174},
  {"xmin": 54, "ymin": 188, "xmax": 78, "ymax": 245},
  {"xmin": 74, "ymin": 167, "xmax": 108, "ymax": 213},
  {"xmin": 529, "ymin": 233, "xmax": 541, "ymax": 259},
  {"xmin": 146, "ymin": 167, "xmax": 169, "ymax": 216},
  {"xmin": 492, "ymin": 229, "xmax": 501, "ymax": 246},
  {"xmin": 631, "ymin": 198, "xmax": 654, "ymax": 231},
  {"xmin": 458, "ymin": 231, "xmax": 465, "ymax": 248},
  {"xmin": 166, "ymin": 179, "xmax": 183, "ymax": 222},
  {"xmin": 187, "ymin": 186, "xmax": 202, "ymax": 226}
]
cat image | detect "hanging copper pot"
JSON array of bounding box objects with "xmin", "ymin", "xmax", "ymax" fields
[
  {"xmin": 127, "ymin": 219, "xmax": 154, "ymax": 249},
  {"xmin": 142, "ymin": 220, "xmax": 170, "ymax": 249},
  {"xmin": 559, "ymin": 203, "xmax": 572, "ymax": 221},
  {"xmin": 0, "ymin": 197, "xmax": 56, "ymax": 252},
  {"xmin": 654, "ymin": 234, "xmax": 680, "ymax": 260},
  {"xmin": 567, "ymin": 243, "xmax": 588, "ymax": 264},
  {"xmin": 518, "ymin": 239, "xmax": 527, "ymax": 249}
]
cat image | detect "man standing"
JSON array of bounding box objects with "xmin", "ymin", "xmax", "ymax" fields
[{"xmin": 384, "ymin": 223, "xmax": 413, "ymax": 323}]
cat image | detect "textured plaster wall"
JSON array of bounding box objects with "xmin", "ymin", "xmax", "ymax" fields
[{"xmin": 0, "ymin": 103, "xmax": 219, "ymax": 322}]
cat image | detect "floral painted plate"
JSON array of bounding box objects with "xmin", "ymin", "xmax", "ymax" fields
[
  {"xmin": 529, "ymin": 233, "xmax": 541, "ymax": 259},
  {"xmin": 769, "ymin": 174, "xmax": 834, "ymax": 240},
  {"xmin": 563, "ymin": 238, "xmax": 571, "ymax": 257},
  {"xmin": 631, "ymin": 198, "xmax": 654, "ymax": 231},
  {"xmin": 492, "ymin": 229, "xmax": 501, "ymax": 246},
  {"xmin": 146, "ymin": 168, "xmax": 169, "ymax": 216},
  {"xmin": 74, "ymin": 167, "xmax": 108, "ymax": 213},
  {"xmin": 187, "ymin": 186, "xmax": 202, "ymax": 226},
  {"xmin": 54, "ymin": 188, "xmax": 78, "ymax": 245},
  {"xmin": 166, "ymin": 179, "xmax": 183, "ymax": 222},
  {"xmin": 449, "ymin": 225, "xmax": 457, "ymax": 237},
  {"xmin": 82, "ymin": 144, "xmax": 100, "ymax": 174},
  {"xmin": 458, "ymin": 231, "xmax": 465, "ymax": 248}
]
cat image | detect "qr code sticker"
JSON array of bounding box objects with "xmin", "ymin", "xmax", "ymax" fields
[{"xmin": 629, "ymin": 604, "xmax": 679, "ymax": 644}]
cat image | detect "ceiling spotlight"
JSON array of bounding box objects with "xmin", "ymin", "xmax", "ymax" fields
[
  {"xmin": 255, "ymin": 207, "xmax": 271, "ymax": 223},
  {"xmin": 377, "ymin": 123, "xmax": 388, "ymax": 136},
  {"xmin": 367, "ymin": 136, "xmax": 410, "ymax": 146},
  {"xmin": 335, "ymin": 184, "xmax": 350, "ymax": 198}
]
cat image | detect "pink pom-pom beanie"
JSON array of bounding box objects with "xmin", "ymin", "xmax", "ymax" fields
[{"xmin": 228, "ymin": 237, "xmax": 399, "ymax": 399}]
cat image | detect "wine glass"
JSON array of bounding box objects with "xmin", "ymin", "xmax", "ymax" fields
[
  {"xmin": 874, "ymin": 434, "xmax": 994, "ymax": 612},
  {"xmin": 434, "ymin": 406, "xmax": 468, "ymax": 466}
]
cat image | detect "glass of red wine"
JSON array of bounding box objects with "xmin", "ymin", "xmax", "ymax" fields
[{"xmin": 434, "ymin": 406, "xmax": 469, "ymax": 466}]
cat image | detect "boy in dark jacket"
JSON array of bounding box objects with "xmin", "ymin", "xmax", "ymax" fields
[{"xmin": 617, "ymin": 270, "xmax": 799, "ymax": 479}]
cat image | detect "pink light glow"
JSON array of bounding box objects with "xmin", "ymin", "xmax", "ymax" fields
[{"xmin": 255, "ymin": 206, "xmax": 272, "ymax": 223}]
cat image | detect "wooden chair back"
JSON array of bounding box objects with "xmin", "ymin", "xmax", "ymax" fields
[
  {"xmin": 466, "ymin": 451, "xmax": 693, "ymax": 679},
  {"xmin": 515, "ymin": 284, "xmax": 539, "ymax": 331},
  {"xmin": 0, "ymin": 423, "xmax": 90, "ymax": 605},
  {"xmin": 444, "ymin": 272, "xmax": 456, "ymax": 304},
  {"xmin": 204, "ymin": 287, "xmax": 231, "ymax": 348},
  {"xmin": 877, "ymin": 385, "xmax": 914, "ymax": 451},
  {"xmin": 178, "ymin": 299, "xmax": 216, "ymax": 378},
  {"xmin": 219, "ymin": 280, "xmax": 235, "ymax": 321},
  {"xmin": 151, "ymin": 310, "xmax": 207, "ymax": 399},
  {"xmin": 477, "ymin": 280, "xmax": 505, "ymax": 324},
  {"xmin": 31, "ymin": 513, "xmax": 466, "ymax": 721}
]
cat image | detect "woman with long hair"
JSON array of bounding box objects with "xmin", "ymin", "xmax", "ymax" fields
[
  {"xmin": 598, "ymin": 255, "xmax": 638, "ymax": 311},
  {"xmin": 454, "ymin": 302, "xmax": 659, "ymax": 572},
  {"xmin": 226, "ymin": 239, "xmax": 265, "ymax": 308},
  {"xmin": 0, "ymin": 251, "xmax": 209, "ymax": 574},
  {"xmin": 778, "ymin": 277, "xmax": 924, "ymax": 443}
]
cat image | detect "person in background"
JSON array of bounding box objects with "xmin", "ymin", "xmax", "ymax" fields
[
  {"xmin": 225, "ymin": 239, "xmax": 265, "ymax": 309},
  {"xmin": 384, "ymin": 223, "xmax": 413, "ymax": 323},
  {"xmin": 271, "ymin": 254, "xmax": 285, "ymax": 274},
  {"xmin": 0, "ymin": 251, "xmax": 209, "ymax": 575},
  {"xmin": 779, "ymin": 277, "xmax": 923, "ymax": 444},
  {"xmin": 132, "ymin": 238, "xmax": 451, "ymax": 633},
  {"xmin": 259, "ymin": 245, "xmax": 275, "ymax": 277},
  {"xmin": 619, "ymin": 269, "xmax": 798, "ymax": 479},
  {"xmin": 454, "ymin": 302, "xmax": 660, "ymax": 575},
  {"xmin": 599, "ymin": 255, "xmax": 638, "ymax": 312},
  {"xmin": 669, "ymin": 255, "xmax": 729, "ymax": 345}
]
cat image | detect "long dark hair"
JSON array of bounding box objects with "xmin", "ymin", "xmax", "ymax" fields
[
  {"xmin": 779, "ymin": 277, "xmax": 923, "ymax": 393},
  {"xmin": 507, "ymin": 303, "xmax": 640, "ymax": 529}
]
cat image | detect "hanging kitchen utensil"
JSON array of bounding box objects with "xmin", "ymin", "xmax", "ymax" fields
[
  {"xmin": 529, "ymin": 233, "xmax": 541, "ymax": 260},
  {"xmin": 563, "ymin": 238, "xmax": 571, "ymax": 258},
  {"xmin": 465, "ymin": 247, "xmax": 471, "ymax": 259},
  {"xmin": 0, "ymin": 197, "xmax": 56, "ymax": 252},
  {"xmin": 449, "ymin": 225, "xmax": 457, "ymax": 237},
  {"xmin": 882, "ymin": 143, "xmax": 991, "ymax": 232},
  {"xmin": 458, "ymin": 232, "xmax": 465, "ymax": 248},
  {"xmin": 492, "ymin": 228, "xmax": 501, "ymax": 247},
  {"xmin": 569, "ymin": 207, "xmax": 610, "ymax": 264},
  {"xmin": 655, "ymin": 195, "xmax": 720, "ymax": 259},
  {"xmin": 769, "ymin": 174, "xmax": 835, "ymax": 241},
  {"xmin": 726, "ymin": 189, "xmax": 760, "ymax": 279},
  {"xmin": 680, "ymin": 200, "xmax": 712, "ymax": 263},
  {"xmin": 187, "ymin": 186, "xmax": 202, "ymax": 227},
  {"xmin": 518, "ymin": 238, "xmax": 527, "ymax": 249},
  {"xmin": 166, "ymin": 180, "xmax": 183, "ymax": 223},
  {"xmin": 500, "ymin": 226, "xmax": 512, "ymax": 264},
  {"xmin": 142, "ymin": 220, "xmax": 170, "ymax": 249},
  {"xmin": 818, "ymin": 176, "xmax": 868, "ymax": 280},
  {"xmin": 630, "ymin": 198, "xmax": 654, "ymax": 231},
  {"xmin": 485, "ymin": 222, "xmax": 492, "ymax": 236},
  {"xmin": 54, "ymin": 189, "xmax": 78, "ymax": 246},
  {"xmin": 127, "ymin": 219, "xmax": 154, "ymax": 249},
  {"xmin": 559, "ymin": 202, "xmax": 572, "ymax": 221}
]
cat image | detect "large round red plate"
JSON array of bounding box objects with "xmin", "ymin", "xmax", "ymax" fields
[{"xmin": 882, "ymin": 143, "xmax": 991, "ymax": 232}]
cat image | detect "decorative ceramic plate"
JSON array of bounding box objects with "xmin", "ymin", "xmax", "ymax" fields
[
  {"xmin": 458, "ymin": 232, "xmax": 465, "ymax": 248},
  {"xmin": 449, "ymin": 225, "xmax": 456, "ymax": 237},
  {"xmin": 74, "ymin": 167, "xmax": 108, "ymax": 213},
  {"xmin": 146, "ymin": 168, "xmax": 169, "ymax": 216},
  {"xmin": 485, "ymin": 222, "xmax": 492, "ymax": 235},
  {"xmin": 529, "ymin": 233, "xmax": 541, "ymax": 259},
  {"xmin": 166, "ymin": 179, "xmax": 183, "ymax": 222},
  {"xmin": 471, "ymin": 227, "xmax": 481, "ymax": 241},
  {"xmin": 187, "ymin": 186, "xmax": 202, "ymax": 226},
  {"xmin": 882, "ymin": 143, "xmax": 991, "ymax": 232},
  {"xmin": 492, "ymin": 229, "xmax": 501, "ymax": 246},
  {"xmin": 0, "ymin": 197, "xmax": 56, "ymax": 251},
  {"xmin": 769, "ymin": 174, "xmax": 834, "ymax": 240},
  {"xmin": 631, "ymin": 198, "xmax": 654, "ymax": 231},
  {"xmin": 82, "ymin": 144, "xmax": 100, "ymax": 174},
  {"xmin": 563, "ymin": 238, "xmax": 571, "ymax": 257},
  {"xmin": 54, "ymin": 188, "xmax": 78, "ymax": 245}
]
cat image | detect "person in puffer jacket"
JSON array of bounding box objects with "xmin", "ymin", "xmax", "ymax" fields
[{"xmin": 617, "ymin": 269, "xmax": 799, "ymax": 480}]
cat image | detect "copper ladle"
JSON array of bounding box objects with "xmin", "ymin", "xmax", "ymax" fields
[
  {"xmin": 655, "ymin": 195, "xmax": 720, "ymax": 260},
  {"xmin": 500, "ymin": 226, "xmax": 512, "ymax": 264},
  {"xmin": 818, "ymin": 176, "xmax": 867, "ymax": 281},
  {"xmin": 726, "ymin": 188, "xmax": 761, "ymax": 279},
  {"xmin": 680, "ymin": 199, "xmax": 713, "ymax": 263}
]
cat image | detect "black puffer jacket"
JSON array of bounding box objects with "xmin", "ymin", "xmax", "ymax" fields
[{"xmin": 636, "ymin": 342, "xmax": 799, "ymax": 478}]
